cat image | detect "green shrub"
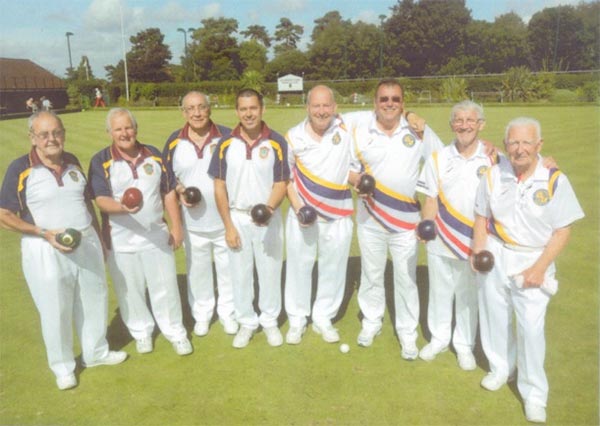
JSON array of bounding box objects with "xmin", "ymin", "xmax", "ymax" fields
[
  {"xmin": 576, "ymin": 81, "xmax": 600, "ymax": 102},
  {"xmin": 549, "ymin": 89, "xmax": 579, "ymax": 102},
  {"xmin": 440, "ymin": 77, "xmax": 468, "ymax": 102}
]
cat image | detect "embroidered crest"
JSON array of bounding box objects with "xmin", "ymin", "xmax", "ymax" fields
[
  {"xmin": 259, "ymin": 146, "xmax": 269, "ymax": 159},
  {"xmin": 533, "ymin": 189, "xmax": 550, "ymax": 206},
  {"xmin": 143, "ymin": 163, "xmax": 154, "ymax": 175},
  {"xmin": 332, "ymin": 132, "xmax": 341, "ymax": 145},
  {"xmin": 476, "ymin": 165, "xmax": 488, "ymax": 178},
  {"xmin": 403, "ymin": 134, "xmax": 416, "ymax": 147},
  {"xmin": 69, "ymin": 170, "xmax": 79, "ymax": 182}
]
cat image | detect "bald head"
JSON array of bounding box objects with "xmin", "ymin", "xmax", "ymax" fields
[{"xmin": 306, "ymin": 85, "xmax": 337, "ymax": 136}]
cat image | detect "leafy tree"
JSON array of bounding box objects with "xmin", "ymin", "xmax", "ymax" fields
[
  {"xmin": 439, "ymin": 76, "xmax": 467, "ymax": 101},
  {"xmin": 274, "ymin": 17, "xmax": 304, "ymax": 55},
  {"xmin": 241, "ymin": 25, "xmax": 271, "ymax": 48},
  {"xmin": 239, "ymin": 40, "xmax": 268, "ymax": 73},
  {"xmin": 574, "ymin": 1, "xmax": 600, "ymax": 70},
  {"xmin": 385, "ymin": 0, "xmax": 471, "ymax": 76},
  {"xmin": 67, "ymin": 56, "xmax": 95, "ymax": 81},
  {"xmin": 127, "ymin": 28, "xmax": 173, "ymax": 82},
  {"xmin": 239, "ymin": 70, "xmax": 266, "ymax": 93},
  {"xmin": 527, "ymin": 6, "xmax": 585, "ymax": 70},
  {"xmin": 190, "ymin": 18, "xmax": 241, "ymax": 80},
  {"xmin": 307, "ymin": 11, "xmax": 351, "ymax": 79},
  {"xmin": 265, "ymin": 49, "xmax": 310, "ymax": 81},
  {"xmin": 105, "ymin": 60, "xmax": 125, "ymax": 83}
]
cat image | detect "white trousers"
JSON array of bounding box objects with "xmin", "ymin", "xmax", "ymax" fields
[
  {"xmin": 21, "ymin": 229, "xmax": 110, "ymax": 378},
  {"xmin": 478, "ymin": 237, "xmax": 553, "ymax": 407},
  {"xmin": 108, "ymin": 245, "xmax": 187, "ymax": 342},
  {"xmin": 229, "ymin": 210, "xmax": 283, "ymax": 330},
  {"xmin": 184, "ymin": 228, "xmax": 234, "ymax": 324},
  {"xmin": 357, "ymin": 225, "xmax": 419, "ymax": 344},
  {"xmin": 426, "ymin": 252, "xmax": 478, "ymax": 353},
  {"xmin": 284, "ymin": 214, "xmax": 353, "ymax": 328}
]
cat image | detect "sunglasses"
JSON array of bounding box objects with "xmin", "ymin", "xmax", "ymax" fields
[{"xmin": 378, "ymin": 96, "xmax": 402, "ymax": 103}]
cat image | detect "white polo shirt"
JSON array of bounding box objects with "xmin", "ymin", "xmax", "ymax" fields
[
  {"xmin": 89, "ymin": 142, "xmax": 174, "ymax": 252},
  {"xmin": 349, "ymin": 111, "xmax": 443, "ymax": 233},
  {"xmin": 208, "ymin": 122, "xmax": 289, "ymax": 211},
  {"xmin": 163, "ymin": 122, "xmax": 230, "ymax": 232},
  {"xmin": 417, "ymin": 141, "xmax": 497, "ymax": 260},
  {"xmin": 475, "ymin": 156, "xmax": 584, "ymax": 248},
  {"xmin": 286, "ymin": 115, "xmax": 353, "ymax": 222},
  {"xmin": 0, "ymin": 148, "xmax": 91, "ymax": 230}
]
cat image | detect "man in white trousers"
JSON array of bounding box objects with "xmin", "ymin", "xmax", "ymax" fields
[
  {"xmin": 348, "ymin": 79, "xmax": 444, "ymax": 359},
  {"xmin": 415, "ymin": 100, "xmax": 496, "ymax": 370},
  {"xmin": 284, "ymin": 85, "xmax": 354, "ymax": 345},
  {"xmin": 0, "ymin": 111, "xmax": 126, "ymax": 390},
  {"xmin": 89, "ymin": 108, "xmax": 192, "ymax": 357},
  {"xmin": 209, "ymin": 89, "xmax": 290, "ymax": 349},
  {"xmin": 163, "ymin": 91, "xmax": 238, "ymax": 337},
  {"xmin": 472, "ymin": 117, "xmax": 584, "ymax": 423}
]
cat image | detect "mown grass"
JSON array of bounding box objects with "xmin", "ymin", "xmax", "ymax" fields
[{"xmin": 0, "ymin": 104, "xmax": 598, "ymax": 425}]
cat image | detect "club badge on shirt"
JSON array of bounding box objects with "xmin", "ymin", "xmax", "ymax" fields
[
  {"xmin": 143, "ymin": 163, "xmax": 154, "ymax": 175},
  {"xmin": 533, "ymin": 189, "xmax": 550, "ymax": 206},
  {"xmin": 259, "ymin": 146, "xmax": 269, "ymax": 159},
  {"xmin": 477, "ymin": 165, "xmax": 488, "ymax": 178},
  {"xmin": 69, "ymin": 170, "xmax": 79, "ymax": 182},
  {"xmin": 403, "ymin": 134, "xmax": 416, "ymax": 147},
  {"xmin": 332, "ymin": 132, "xmax": 341, "ymax": 145}
]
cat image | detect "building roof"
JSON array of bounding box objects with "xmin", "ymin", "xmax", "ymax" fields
[{"xmin": 0, "ymin": 58, "xmax": 65, "ymax": 91}]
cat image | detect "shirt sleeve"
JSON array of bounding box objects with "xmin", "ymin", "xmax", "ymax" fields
[
  {"xmin": 416, "ymin": 154, "xmax": 438, "ymax": 197},
  {"xmin": 88, "ymin": 152, "xmax": 112, "ymax": 198},
  {"xmin": 0, "ymin": 159, "xmax": 24, "ymax": 213},
  {"xmin": 272, "ymin": 136, "xmax": 290, "ymax": 183},
  {"xmin": 549, "ymin": 174, "xmax": 585, "ymax": 229},
  {"xmin": 474, "ymin": 169, "xmax": 492, "ymax": 218},
  {"xmin": 207, "ymin": 138, "xmax": 227, "ymax": 180},
  {"xmin": 421, "ymin": 125, "xmax": 444, "ymax": 161}
]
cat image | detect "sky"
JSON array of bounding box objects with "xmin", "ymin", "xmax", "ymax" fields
[{"xmin": 0, "ymin": 0, "xmax": 588, "ymax": 79}]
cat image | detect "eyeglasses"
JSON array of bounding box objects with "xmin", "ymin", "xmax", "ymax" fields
[
  {"xmin": 378, "ymin": 96, "xmax": 402, "ymax": 103},
  {"xmin": 183, "ymin": 104, "xmax": 209, "ymax": 113},
  {"xmin": 31, "ymin": 129, "xmax": 66, "ymax": 140},
  {"xmin": 505, "ymin": 140, "xmax": 539, "ymax": 148},
  {"xmin": 451, "ymin": 118, "xmax": 481, "ymax": 126}
]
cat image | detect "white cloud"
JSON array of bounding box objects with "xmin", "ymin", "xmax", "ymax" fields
[{"xmin": 354, "ymin": 10, "xmax": 381, "ymax": 25}]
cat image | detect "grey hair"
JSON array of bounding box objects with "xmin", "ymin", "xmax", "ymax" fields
[
  {"xmin": 504, "ymin": 117, "xmax": 542, "ymax": 142},
  {"xmin": 449, "ymin": 100, "xmax": 485, "ymax": 124},
  {"xmin": 306, "ymin": 85, "xmax": 336, "ymax": 105},
  {"xmin": 28, "ymin": 111, "xmax": 63, "ymax": 132},
  {"xmin": 181, "ymin": 91, "xmax": 211, "ymax": 109},
  {"xmin": 106, "ymin": 108, "xmax": 138, "ymax": 132}
]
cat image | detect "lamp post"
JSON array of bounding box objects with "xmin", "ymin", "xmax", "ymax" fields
[
  {"xmin": 65, "ymin": 32, "xmax": 74, "ymax": 72},
  {"xmin": 177, "ymin": 27, "xmax": 188, "ymax": 58},
  {"xmin": 119, "ymin": 0, "xmax": 130, "ymax": 102}
]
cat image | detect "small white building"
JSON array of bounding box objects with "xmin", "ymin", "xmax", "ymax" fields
[{"xmin": 276, "ymin": 73, "xmax": 304, "ymax": 105}]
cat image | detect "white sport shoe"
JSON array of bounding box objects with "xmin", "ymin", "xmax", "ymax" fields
[
  {"xmin": 401, "ymin": 340, "xmax": 419, "ymax": 361},
  {"xmin": 264, "ymin": 326, "xmax": 283, "ymax": 347},
  {"xmin": 286, "ymin": 326, "xmax": 306, "ymax": 345},
  {"xmin": 220, "ymin": 318, "xmax": 239, "ymax": 335},
  {"xmin": 56, "ymin": 373, "xmax": 77, "ymax": 390},
  {"xmin": 233, "ymin": 326, "xmax": 254, "ymax": 348},
  {"xmin": 357, "ymin": 328, "xmax": 381, "ymax": 347},
  {"xmin": 418, "ymin": 341, "xmax": 447, "ymax": 362},
  {"xmin": 172, "ymin": 338, "xmax": 193, "ymax": 356},
  {"xmin": 481, "ymin": 372, "xmax": 509, "ymax": 391},
  {"xmin": 84, "ymin": 350, "xmax": 128, "ymax": 368},
  {"xmin": 525, "ymin": 402, "xmax": 547, "ymax": 423},
  {"xmin": 136, "ymin": 337, "xmax": 153, "ymax": 354},
  {"xmin": 457, "ymin": 351, "xmax": 477, "ymax": 371},
  {"xmin": 193, "ymin": 321, "xmax": 210, "ymax": 337},
  {"xmin": 312, "ymin": 323, "xmax": 340, "ymax": 343}
]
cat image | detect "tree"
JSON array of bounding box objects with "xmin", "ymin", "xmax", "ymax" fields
[
  {"xmin": 307, "ymin": 11, "xmax": 351, "ymax": 79},
  {"xmin": 190, "ymin": 18, "xmax": 241, "ymax": 80},
  {"xmin": 527, "ymin": 6, "xmax": 585, "ymax": 70},
  {"xmin": 574, "ymin": 1, "xmax": 600, "ymax": 70},
  {"xmin": 239, "ymin": 70, "xmax": 266, "ymax": 92},
  {"xmin": 385, "ymin": 0, "xmax": 472, "ymax": 76},
  {"xmin": 265, "ymin": 49, "xmax": 310, "ymax": 81},
  {"xmin": 274, "ymin": 17, "xmax": 304, "ymax": 55},
  {"xmin": 126, "ymin": 28, "xmax": 173, "ymax": 82},
  {"xmin": 241, "ymin": 25, "xmax": 271, "ymax": 48},
  {"xmin": 105, "ymin": 60, "xmax": 125, "ymax": 83},
  {"xmin": 239, "ymin": 40, "xmax": 268, "ymax": 73},
  {"xmin": 67, "ymin": 56, "xmax": 95, "ymax": 81}
]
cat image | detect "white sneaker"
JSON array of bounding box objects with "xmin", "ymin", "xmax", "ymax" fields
[
  {"xmin": 312, "ymin": 323, "xmax": 340, "ymax": 343},
  {"xmin": 357, "ymin": 328, "xmax": 381, "ymax": 347},
  {"xmin": 233, "ymin": 326, "xmax": 254, "ymax": 348},
  {"xmin": 194, "ymin": 321, "xmax": 210, "ymax": 337},
  {"xmin": 264, "ymin": 326, "xmax": 283, "ymax": 347},
  {"xmin": 172, "ymin": 338, "xmax": 193, "ymax": 356},
  {"xmin": 401, "ymin": 340, "xmax": 419, "ymax": 361},
  {"xmin": 457, "ymin": 351, "xmax": 477, "ymax": 371},
  {"xmin": 56, "ymin": 373, "xmax": 77, "ymax": 390},
  {"xmin": 481, "ymin": 372, "xmax": 508, "ymax": 391},
  {"xmin": 286, "ymin": 326, "xmax": 306, "ymax": 345},
  {"xmin": 525, "ymin": 402, "xmax": 547, "ymax": 423},
  {"xmin": 418, "ymin": 341, "xmax": 447, "ymax": 361},
  {"xmin": 220, "ymin": 318, "xmax": 239, "ymax": 335},
  {"xmin": 84, "ymin": 350, "xmax": 128, "ymax": 368},
  {"xmin": 136, "ymin": 337, "xmax": 153, "ymax": 354}
]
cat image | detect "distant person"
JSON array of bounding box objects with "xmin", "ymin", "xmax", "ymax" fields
[
  {"xmin": 0, "ymin": 111, "xmax": 127, "ymax": 390},
  {"xmin": 88, "ymin": 108, "xmax": 193, "ymax": 357},
  {"xmin": 472, "ymin": 117, "xmax": 584, "ymax": 424},
  {"xmin": 94, "ymin": 88, "xmax": 106, "ymax": 108},
  {"xmin": 209, "ymin": 88, "xmax": 290, "ymax": 349},
  {"xmin": 40, "ymin": 96, "xmax": 52, "ymax": 111},
  {"xmin": 162, "ymin": 91, "xmax": 238, "ymax": 338},
  {"xmin": 26, "ymin": 97, "xmax": 38, "ymax": 113}
]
